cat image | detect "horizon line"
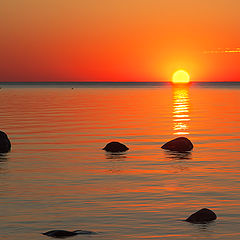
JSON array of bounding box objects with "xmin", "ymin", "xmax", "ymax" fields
[{"xmin": 0, "ymin": 81, "xmax": 240, "ymax": 84}]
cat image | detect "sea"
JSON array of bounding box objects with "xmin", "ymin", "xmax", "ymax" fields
[{"xmin": 0, "ymin": 82, "xmax": 239, "ymax": 240}]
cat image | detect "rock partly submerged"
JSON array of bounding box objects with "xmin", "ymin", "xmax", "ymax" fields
[
  {"xmin": 185, "ymin": 208, "xmax": 217, "ymax": 223},
  {"xmin": 0, "ymin": 131, "xmax": 11, "ymax": 153},
  {"xmin": 42, "ymin": 229, "xmax": 96, "ymax": 238},
  {"xmin": 161, "ymin": 137, "xmax": 193, "ymax": 152},
  {"xmin": 103, "ymin": 141, "xmax": 129, "ymax": 153}
]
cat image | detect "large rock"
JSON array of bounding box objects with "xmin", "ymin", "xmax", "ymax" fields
[
  {"xmin": 186, "ymin": 208, "xmax": 217, "ymax": 223},
  {"xmin": 0, "ymin": 131, "xmax": 11, "ymax": 153},
  {"xmin": 161, "ymin": 137, "xmax": 193, "ymax": 152},
  {"xmin": 42, "ymin": 229, "xmax": 96, "ymax": 238},
  {"xmin": 103, "ymin": 141, "xmax": 129, "ymax": 152}
]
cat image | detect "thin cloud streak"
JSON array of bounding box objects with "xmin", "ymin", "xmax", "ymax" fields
[{"xmin": 204, "ymin": 48, "xmax": 240, "ymax": 54}]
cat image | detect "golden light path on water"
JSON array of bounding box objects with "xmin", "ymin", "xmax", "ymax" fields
[{"xmin": 172, "ymin": 85, "xmax": 190, "ymax": 135}]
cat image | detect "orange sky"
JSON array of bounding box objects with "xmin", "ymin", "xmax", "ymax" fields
[{"xmin": 1, "ymin": 0, "xmax": 240, "ymax": 82}]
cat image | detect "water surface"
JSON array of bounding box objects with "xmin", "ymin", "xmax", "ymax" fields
[{"xmin": 0, "ymin": 83, "xmax": 239, "ymax": 239}]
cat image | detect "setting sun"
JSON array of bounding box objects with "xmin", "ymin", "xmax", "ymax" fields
[{"xmin": 172, "ymin": 70, "xmax": 190, "ymax": 84}]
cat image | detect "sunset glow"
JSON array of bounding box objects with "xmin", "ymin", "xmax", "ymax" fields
[
  {"xmin": 1, "ymin": 1, "xmax": 240, "ymax": 82},
  {"xmin": 1, "ymin": 0, "xmax": 240, "ymax": 238},
  {"xmin": 172, "ymin": 70, "xmax": 190, "ymax": 84}
]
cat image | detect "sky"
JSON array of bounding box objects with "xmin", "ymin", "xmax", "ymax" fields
[{"xmin": 1, "ymin": 0, "xmax": 240, "ymax": 82}]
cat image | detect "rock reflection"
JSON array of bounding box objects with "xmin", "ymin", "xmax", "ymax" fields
[
  {"xmin": 163, "ymin": 151, "xmax": 191, "ymax": 173},
  {"xmin": 189, "ymin": 221, "xmax": 216, "ymax": 239},
  {"xmin": 0, "ymin": 154, "xmax": 8, "ymax": 173},
  {"xmin": 196, "ymin": 222, "xmax": 216, "ymax": 230},
  {"xmin": 173, "ymin": 85, "xmax": 190, "ymax": 135},
  {"xmin": 105, "ymin": 153, "xmax": 127, "ymax": 174},
  {"xmin": 164, "ymin": 150, "xmax": 192, "ymax": 160},
  {"xmin": 105, "ymin": 153, "xmax": 127, "ymax": 160},
  {"xmin": 0, "ymin": 154, "xmax": 7, "ymax": 161}
]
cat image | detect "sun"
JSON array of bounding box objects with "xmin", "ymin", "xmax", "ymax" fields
[{"xmin": 172, "ymin": 70, "xmax": 190, "ymax": 84}]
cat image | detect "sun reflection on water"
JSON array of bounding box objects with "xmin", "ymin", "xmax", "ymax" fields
[{"xmin": 173, "ymin": 86, "xmax": 190, "ymax": 135}]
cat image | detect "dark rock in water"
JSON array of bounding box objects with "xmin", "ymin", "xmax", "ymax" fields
[
  {"xmin": 0, "ymin": 131, "xmax": 11, "ymax": 153},
  {"xmin": 42, "ymin": 229, "xmax": 96, "ymax": 238},
  {"xmin": 103, "ymin": 141, "xmax": 129, "ymax": 152},
  {"xmin": 42, "ymin": 230, "xmax": 77, "ymax": 238},
  {"xmin": 161, "ymin": 137, "xmax": 193, "ymax": 152},
  {"xmin": 186, "ymin": 208, "xmax": 217, "ymax": 223}
]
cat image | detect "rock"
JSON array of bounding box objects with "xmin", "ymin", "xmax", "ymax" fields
[
  {"xmin": 42, "ymin": 229, "xmax": 96, "ymax": 238},
  {"xmin": 186, "ymin": 208, "xmax": 217, "ymax": 223},
  {"xmin": 0, "ymin": 131, "xmax": 11, "ymax": 153},
  {"xmin": 103, "ymin": 141, "xmax": 129, "ymax": 152},
  {"xmin": 161, "ymin": 137, "xmax": 193, "ymax": 152}
]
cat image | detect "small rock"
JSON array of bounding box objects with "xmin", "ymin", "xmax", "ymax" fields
[
  {"xmin": 161, "ymin": 137, "xmax": 193, "ymax": 152},
  {"xmin": 103, "ymin": 141, "xmax": 129, "ymax": 152},
  {"xmin": 0, "ymin": 131, "xmax": 11, "ymax": 153},
  {"xmin": 186, "ymin": 208, "xmax": 217, "ymax": 223},
  {"xmin": 42, "ymin": 229, "xmax": 96, "ymax": 238}
]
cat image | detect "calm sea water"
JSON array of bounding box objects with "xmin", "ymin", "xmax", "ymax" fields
[{"xmin": 0, "ymin": 83, "xmax": 239, "ymax": 240}]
